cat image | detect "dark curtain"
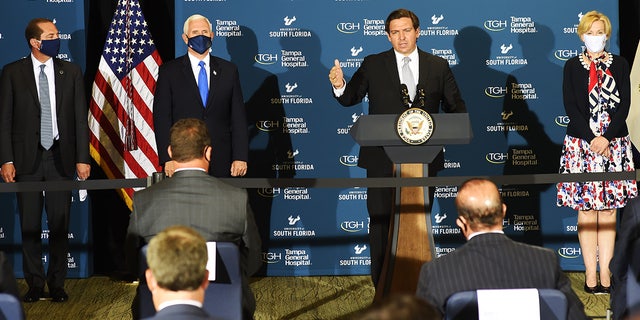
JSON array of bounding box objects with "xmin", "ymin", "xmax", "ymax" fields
[{"xmin": 620, "ymin": 2, "xmax": 640, "ymax": 64}]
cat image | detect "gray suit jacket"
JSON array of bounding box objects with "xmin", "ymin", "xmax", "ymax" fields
[
  {"xmin": 416, "ymin": 233, "xmax": 588, "ymax": 320},
  {"xmin": 126, "ymin": 169, "xmax": 261, "ymax": 317}
]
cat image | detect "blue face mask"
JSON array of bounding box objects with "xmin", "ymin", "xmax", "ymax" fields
[
  {"xmin": 39, "ymin": 38, "xmax": 60, "ymax": 58},
  {"xmin": 187, "ymin": 35, "xmax": 212, "ymax": 54}
]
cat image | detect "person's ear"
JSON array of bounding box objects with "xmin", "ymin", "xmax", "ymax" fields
[
  {"xmin": 204, "ymin": 146, "xmax": 212, "ymax": 162},
  {"xmin": 145, "ymin": 269, "xmax": 157, "ymax": 292},
  {"xmin": 456, "ymin": 217, "xmax": 467, "ymax": 231},
  {"xmin": 182, "ymin": 33, "xmax": 189, "ymax": 45},
  {"xmin": 501, "ymin": 203, "xmax": 507, "ymax": 218},
  {"xmin": 167, "ymin": 146, "xmax": 173, "ymax": 159},
  {"xmin": 30, "ymin": 38, "xmax": 40, "ymax": 49},
  {"xmin": 201, "ymin": 270, "xmax": 210, "ymax": 290}
]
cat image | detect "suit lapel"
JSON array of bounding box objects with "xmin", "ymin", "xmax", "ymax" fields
[
  {"xmin": 206, "ymin": 55, "xmax": 220, "ymax": 109},
  {"xmin": 417, "ymin": 49, "xmax": 429, "ymax": 88},
  {"xmin": 179, "ymin": 55, "xmax": 206, "ymax": 108},
  {"xmin": 383, "ymin": 49, "xmax": 401, "ymax": 89},
  {"xmin": 53, "ymin": 59, "xmax": 64, "ymax": 117},
  {"xmin": 20, "ymin": 58, "xmax": 40, "ymax": 113}
]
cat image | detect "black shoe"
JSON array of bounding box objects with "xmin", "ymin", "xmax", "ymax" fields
[
  {"xmin": 584, "ymin": 282, "xmax": 598, "ymax": 294},
  {"xmin": 50, "ymin": 288, "xmax": 68, "ymax": 302},
  {"xmin": 23, "ymin": 288, "xmax": 43, "ymax": 302},
  {"xmin": 596, "ymin": 285, "xmax": 611, "ymax": 295}
]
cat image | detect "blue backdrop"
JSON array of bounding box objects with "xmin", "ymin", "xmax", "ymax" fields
[
  {"xmin": 175, "ymin": 0, "xmax": 619, "ymax": 275},
  {"xmin": 0, "ymin": 0, "xmax": 621, "ymax": 279}
]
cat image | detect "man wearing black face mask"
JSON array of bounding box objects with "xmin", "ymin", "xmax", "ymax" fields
[
  {"xmin": 0, "ymin": 18, "xmax": 91, "ymax": 303},
  {"xmin": 153, "ymin": 14, "xmax": 248, "ymax": 179},
  {"xmin": 126, "ymin": 118, "xmax": 261, "ymax": 319}
]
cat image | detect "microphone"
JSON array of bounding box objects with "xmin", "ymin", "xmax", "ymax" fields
[
  {"xmin": 416, "ymin": 86, "xmax": 426, "ymax": 109},
  {"xmin": 401, "ymin": 84, "xmax": 411, "ymax": 108}
]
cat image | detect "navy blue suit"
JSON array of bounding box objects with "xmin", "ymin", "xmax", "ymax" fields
[{"xmin": 153, "ymin": 54, "xmax": 248, "ymax": 178}]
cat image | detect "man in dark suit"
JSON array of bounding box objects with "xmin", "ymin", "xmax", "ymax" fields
[
  {"xmin": 153, "ymin": 13, "xmax": 248, "ymax": 179},
  {"xmin": 328, "ymin": 8, "xmax": 466, "ymax": 287},
  {"xmin": 610, "ymin": 194, "xmax": 640, "ymax": 320},
  {"xmin": 416, "ymin": 178, "xmax": 588, "ymax": 319},
  {"xmin": 127, "ymin": 118, "xmax": 261, "ymax": 319},
  {"xmin": 144, "ymin": 225, "xmax": 216, "ymax": 320},
  {"xmin": 0, "ymin": 18, "xmax": 91, "ymax": 303}
]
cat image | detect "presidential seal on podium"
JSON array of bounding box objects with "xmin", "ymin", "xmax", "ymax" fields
[{"xmin": 396, "ymin": 108, "xmax": 434, "ymax": 145}]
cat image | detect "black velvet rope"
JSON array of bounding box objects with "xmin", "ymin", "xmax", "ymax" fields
[{"xmin": 0, "ymin": 171, "xmax": 636, "ymax": 192}]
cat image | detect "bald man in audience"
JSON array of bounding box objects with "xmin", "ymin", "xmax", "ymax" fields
[
  {"xmin": 416, "ymin": 178, "xmax": 588, "ymax": 319},
  {"xmin": 144, "ymin": 225, "xmax": 215, "ymax": 320}
]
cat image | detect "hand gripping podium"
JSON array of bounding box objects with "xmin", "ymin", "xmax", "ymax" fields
[{"xmin": 350, "ymin": 113, "xmax": 472, "ymax": 298}]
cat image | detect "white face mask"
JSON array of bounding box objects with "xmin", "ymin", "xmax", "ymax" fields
[{"xmin": 583, "ymin": 34, "xmax": 607, "ymax": 53}]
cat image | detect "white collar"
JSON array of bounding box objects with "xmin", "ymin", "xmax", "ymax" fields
[
  {"xmin": 394, "ymin": 48, "xmax": 419, "ymax": 65},
  {"xmin": 467, "ymin": 230, "xmax": 504, "ymax": 240},
  {"xmin": 157, "ymin": 299, "xmax": 203, "ymax": 311}
]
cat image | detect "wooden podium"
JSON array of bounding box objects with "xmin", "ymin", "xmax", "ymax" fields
[{"xmin": 350, "ymin": 113, "xmax": 472, "ymax": 299}]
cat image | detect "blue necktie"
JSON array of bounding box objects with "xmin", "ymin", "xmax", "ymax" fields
[
  {"xmin": 39, "ymin": 64, "xmax": 53, "ymax": 150},
  {"xmin": 198, "ymin": 61, "xmax": 208, "ymax": 107}
]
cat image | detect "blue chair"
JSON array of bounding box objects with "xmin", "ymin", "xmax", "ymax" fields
[
  {"xmin": 136, "ymin": 242, "xmax": 243, "ymax": 320},
  {"xmin": 0, "ymin": 293, "xmax": 24, "ymax": 320},
  {"xmin": 444, "ymin": 289, "xmax": 567, "ymax": 320}
]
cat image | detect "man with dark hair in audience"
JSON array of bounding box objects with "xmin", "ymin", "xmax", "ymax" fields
[
  {"xmin": 144, "ymin": 225, "xmax": 215, "ymax": 319},
  {"xmin": 416, "ymin": 178, "xmax": 588, "ymax": 319},
  {"xmin": 126, "ymin": 118, "xmax": 261, "ymax": 319}
]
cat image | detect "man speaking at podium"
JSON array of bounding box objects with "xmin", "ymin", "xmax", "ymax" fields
[{"xmin": 328, "ymin": 8, "xmax": 466, "ymax": 288}]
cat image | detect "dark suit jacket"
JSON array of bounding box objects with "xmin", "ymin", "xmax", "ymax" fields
[
  {"xmin": 0, "ymin": 57, "xmax": 90, "ymax": 176},
  {"xmin": 127, "ymin": 170, "xmax": 262, "ymax": 316},
  {"xmin": 610, "ymin": 195, "xmax": 640, "ymax": 319},
  {"xmin": 416, "ymin": 233, "xmax": 588, "ymax": 320},
  {"xmin": 153, "ymin": 54, "xmax": 248, "ymax": 177},
  {"xmin": 142, "ymin": 304, "xmax": 217, "ymax": 320},
  {"xmin": 334, "ymin": 48, "xmax": 466, "ymax": 169}
]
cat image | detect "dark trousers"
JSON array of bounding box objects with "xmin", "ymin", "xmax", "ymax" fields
[
  {"xmin": 366, "ymin": 164, "xmax": 394, "ymax": 287},
  {"xmin": 16, "ymin": 146, "xmax": 71, "ymax": 291}
]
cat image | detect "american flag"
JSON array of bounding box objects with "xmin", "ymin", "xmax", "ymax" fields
[{"xmin": 88, "ymin": 0, "xmax": 162, "ymax": 210}]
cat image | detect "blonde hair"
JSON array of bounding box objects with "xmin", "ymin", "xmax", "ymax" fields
[
  {"xmin": 577, "ymin": 10, "xmax": 611, "ymax": 39},
  {"xmin": 183, "ymin": 14, "xmax": 213, "ymax": 35},
  {"xmin": 146, "ymin": 225, "xmax": 208, "ymax": 291}
]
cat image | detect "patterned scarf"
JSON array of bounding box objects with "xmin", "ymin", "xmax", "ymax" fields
[{"xmin": 586, "ymin": 51, "xmax": 619, "ymax": 135}]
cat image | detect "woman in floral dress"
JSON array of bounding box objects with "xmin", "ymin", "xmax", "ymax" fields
[{"xmin": 557, "ymin": 10, "xmax": 637, "ymax": 295}]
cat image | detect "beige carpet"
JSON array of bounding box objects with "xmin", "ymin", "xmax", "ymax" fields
[{"xmin": 18, "ymin": 272, "xmax": 608, "ymax": 320}]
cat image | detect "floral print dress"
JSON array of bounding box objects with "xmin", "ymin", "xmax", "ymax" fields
[{"xmin": 557, "ymin": 52, "xmax": 637, "ymax": 210}]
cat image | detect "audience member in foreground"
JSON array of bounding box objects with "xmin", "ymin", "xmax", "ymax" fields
[
  {"xmin": 127, "ymin": 118, "xmax": 261, "ymax": 319},
  {"xmin": 416, "ymin": 178, "xmax": 588, "ymax": 319},
  {"xmin": 143, "ymin": 225, "xmax": 215, "ymax": 320}
]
